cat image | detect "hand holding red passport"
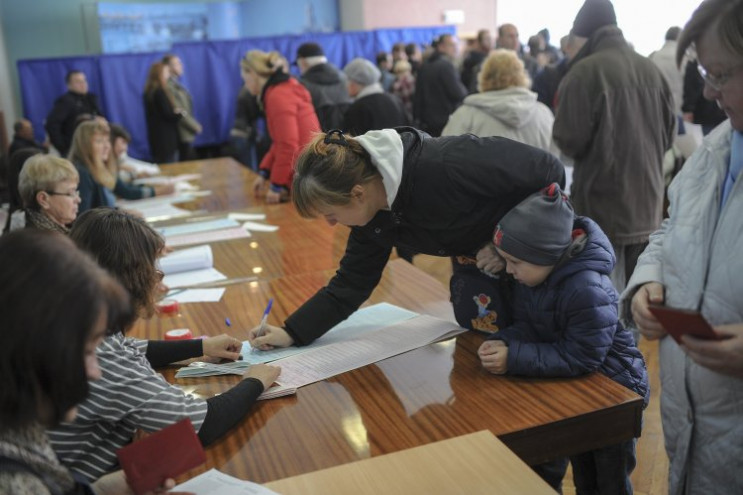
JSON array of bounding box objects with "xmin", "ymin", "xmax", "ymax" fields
[
  {"xmin": 648, "ymin": 304, "xmax": 723, "ymax": 344},
  {"xmin": 117, "ymin": 418, "xmax": 206, "ymax": 495}
]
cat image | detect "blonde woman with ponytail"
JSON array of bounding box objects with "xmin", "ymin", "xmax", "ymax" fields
[{"xmin": 240, "ymin": 49, "xmax": 320, "ymax": 203}]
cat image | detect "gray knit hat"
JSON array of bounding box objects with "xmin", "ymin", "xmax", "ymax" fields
[
  {"xmin": 343, "ymin": 58, "xmax": 381, "ymax": 86},
  {"xmin": 494, "ymin": 183, "xmax": 574, "ymax": 265}
]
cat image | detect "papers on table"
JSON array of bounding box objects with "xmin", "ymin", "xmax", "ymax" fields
[
  {"xmin": 176, "ymin": 360, "xmax": 250, "ymax": 377},
  {"xmin": 133, "ymin": 173, "xmax": 202, "ymax": 186},
  {"xmin": 166, "ymin": 227, "xmax": 251, "ymax": 247},
  {"xmin": 241, "ymin": 221, "xmax": 279, "ymax": 232},
  {"xmin": 173, "ymin": 468, "xmax": 279, "ymax": 494},
  {"xmin": 159, "ymin": 218, "xmax": 240, "ymax": 238},
  {"xmin": 240, "ymin": 303, "xmax": 419, "ymax": 364},
  {"xmin": 271, "ymin": 313, "xmax": 465, "ymax": 390},
  {"xmin": 159, "ymin": 245, "xmax": 227, "ymax": 289},
  {"xmin": 166, "ymin": 288, "xmax": 225, "ymax": 303},
  {"xmin": 120, "ymin": 153, "xmax": 161, "ymax": 176},
  {"xmin": 228, "ymin": 212, "xmax": 266, "ymax": 221}
]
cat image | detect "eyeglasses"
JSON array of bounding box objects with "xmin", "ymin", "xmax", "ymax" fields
[
  {"xmin": 46, "ymin": 190, "xmax": 80, "ymax": 199},
  {"xmin": 697, "ymin": 62, "xmax": 743, "ymax": 92},
  {"xmin": 156, "ymin": 269, "xmax": 165, "ymax": 282}
]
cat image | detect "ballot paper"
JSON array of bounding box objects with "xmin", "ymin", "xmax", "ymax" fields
[
  {"xmin": 167, "ymin": 288, "xmax": 225, "ymax": 303},
  {"xmin": 166, "ymin": 227, "xmax": 251, "ymax": 248},
  {"xmin": 270, "ymin": 314, "xmax": 465, "ymax": 390},
  {"xmin": 173, "ymin": 468, "xmax": 279, "ymax": 494},
  {"xmin": 159, "ymin": 218, "xmax": 240, "ymax": 238},
  {"xmin": 240, "ymin": 303, "xmax": 418, "ymax": 364},
  {"xmin": 159, "ymin": 245, "xmax": 227, "ymax": 289},
  {"xmin": 228, "ymin": 212, "xmax": 266, "ymax": 221},
  {"xmin": 241, "ymin": 221, "xmax": 279, "ymax": 232},
  {"xmin": 133, "ymin": 173, "xmax": 202, "ymax": 186}
]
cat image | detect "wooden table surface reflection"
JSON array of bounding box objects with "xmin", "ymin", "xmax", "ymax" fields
[{"xmin": 132, "ymin": 258, "xmax": 642, "ymax": 484}]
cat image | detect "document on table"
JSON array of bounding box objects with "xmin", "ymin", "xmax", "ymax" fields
[
  {"xmin": 269, "ymin": 313, "xmax": 465, "ymax": 389},
  {"xmin": 173, "ymin": 468, "xmax": 279, "ymax": 494},
  {"xmin": 167, "ymin": 227, "xmax": 251, "ymax": 247},
  {"xmin": 159, "ymin": 218, "xmax": 240, "ymax": 238},
  {"xmin": 135, "ymin": 203, "xmax": 194, "ymax": 222},
  {"xmin": 167, "ymin": 288, "xmax": 225, "ymax": 303},
  {"xmin": 228, "ymin": 212, "xmax": 266, "ymax": 221},
  {"xmin": 163, "ymin": 268, "xmax": 227, "ymax": 289},
  {"xmin": 240, "ymin": 302, "xmax": 419, "ymax": 364},
  {"xmin": 133, "ymin": 173, "xmax": 202, "ymax": 186},
  {"xmin": 241, "ymin": 221, "xmax": 279, "ymax": 232},
  {"xmin": 159, "ymin": 244, "xmax": 213, "ymax": 274}
]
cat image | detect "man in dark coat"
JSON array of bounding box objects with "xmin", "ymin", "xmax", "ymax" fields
[
  {"xmin": 296, "ymin": 42, "xmax": 352, "ymax": 132},
  {"xmin": 342, "ymin": 58, "xmax": 408, "ymax": 136},
  {"xmin": 553, "ymin": 0, "xmax": 675, "ymax": 291},
  {"xmin": 413, "ymin": 34, "xmax": 466, "ymax": 136},
  {"xmin": 45, "ymin": 70, "xmax": 103, "ymax": 157},
  {"xmin": 9, "ymin": 119, "xmax": 47, "ymax": 156}
]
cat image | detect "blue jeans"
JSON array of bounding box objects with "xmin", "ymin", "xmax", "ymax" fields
[{"xmin": 569, "ymin": 438, "xmax": 637, "ymax": 495}]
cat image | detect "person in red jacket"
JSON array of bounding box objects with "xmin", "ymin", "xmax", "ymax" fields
[{"xmin": 240, "ymin": 50, "xmax": 320, "ymax": 203}]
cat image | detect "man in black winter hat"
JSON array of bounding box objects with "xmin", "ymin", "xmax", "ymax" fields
[
  {"xmin": 295, "ymin": 42, "xmax": 351, "ymax": 131},
  {"xmin": 552, "ymin": 0, "xmax": 675, "ymax": 293}
]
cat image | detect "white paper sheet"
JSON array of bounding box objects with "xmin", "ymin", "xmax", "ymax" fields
[
  {"xmin": 268, "ymin": 314, "xmax": 465, "ymax": 389},
  {"xmin": 240, "ymin": 303, "xmax": 419, "ymax": 364},
  {"xmin": 173, "ymin": 469, "xmax": 279, "ymax": 494},
  {"xmin": 134, "ymin": 203, "xmax": 194, "ymax": 222},
  {"xmin": 159, "ymin": 245, "xmax": 213, "ymax": 275},
  {"xmin": 241, "ymin": 221, "xmax": 279, "ymax": 232},
  {"xmin": 160, "ymin": 218, "xmax": 239, "ymax": 238},
  {"xmin": 168, "ymin": 288, "xmax": 225, "ymax": 303},
  {"xmin": 163, "ymin": 268, "xmax": 227, "ymax": 288},
  {"xmin": 166, "ymin": 227, "xmax": 251, "ymax": 247},
  {"xmin": 228, "ymin": 212, "xmax": 266, "ymax": 221},
  {"xmin": 133, "ymin": 173, "xmax": 202, "ymax": 185}
]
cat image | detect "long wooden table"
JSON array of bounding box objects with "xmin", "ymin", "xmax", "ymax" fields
[{"xmin": 131, "ymin": 158, "xmax": 643, "ymax": 483}]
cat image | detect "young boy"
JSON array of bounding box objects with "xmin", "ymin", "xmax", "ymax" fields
[{"xmin": 479, "ymin": 183, "xmax": 649, "ymax": 494}]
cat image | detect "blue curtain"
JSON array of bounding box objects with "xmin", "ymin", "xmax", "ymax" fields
[{"xmin": 17, "ymin": 26, "xmax": 455, "ymax": 161}]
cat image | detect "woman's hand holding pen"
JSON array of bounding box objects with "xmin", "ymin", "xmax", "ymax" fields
[
  {"xmin": 244, "ymin": 363, "xmax": 281, "ymax": 389},
  {"xmin": 202, "ymin": 334, "xmax": 243, "ymax": 360},
  {"xmin": 248, "ymin": 324, "xmax": 294, "ymax": 350}
]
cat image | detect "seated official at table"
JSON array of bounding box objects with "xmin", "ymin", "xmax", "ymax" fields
[
  {"xmin": 49, "ymin": 208, "xmax": 280, "ymax": 483},
  {"xmin": 18, "ymin": 155, "xmax": 80, "ymax": 234},
  {"xmin": 0, "ymin": 229, "xmax": 144, "ymax": 494},
  {"xmin": 247, "ymin": 128, "xmax": 565, "ymax": 349},
  {"xmin": 69, "ymin": 121, "xmax": 172, "ymax": 214}
]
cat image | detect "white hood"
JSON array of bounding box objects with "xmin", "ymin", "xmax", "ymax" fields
[
  {"xmin": 462, "ymin": 87, "xmax": 541, "ymax": 129},
  {"xmin": 354, "ymin": 129, "xmax": 404, "ymax": 208}
]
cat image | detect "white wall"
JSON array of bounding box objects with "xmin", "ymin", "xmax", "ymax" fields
[{"xmin": 497, "ymin": 0, "xmax": 700, "ymax": 56}]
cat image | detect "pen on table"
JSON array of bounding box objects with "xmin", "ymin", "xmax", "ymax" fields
[{"xmin": 252, "ymin": 298, "xmax": 274, "ymax": 353}]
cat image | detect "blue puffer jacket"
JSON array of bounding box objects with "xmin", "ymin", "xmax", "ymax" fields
[{"xmin": 490, "ymin": 216, "xmax": 649, "ymax": 406}]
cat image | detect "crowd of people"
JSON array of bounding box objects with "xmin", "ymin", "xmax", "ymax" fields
[{"xmin": 0, "ymin": 0, "xmax": 741, "ymax": 493}]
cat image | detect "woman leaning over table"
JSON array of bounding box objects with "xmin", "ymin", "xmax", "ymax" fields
[
  {"xmin": 620, "ymin": 0, "xmax": 743, "ymax": 493},
  {"xmin": 240, "ymin": 49, "xmax": 320, "ymax": 203},
  {"xmin": 17, "ymin": 154, "xmax": 80, "ymax": 234},
  {"xmin": 247, "ymin": 127, "xmax": 565, "ymax": 348},
  {"xmin": 48, "ymin": 208, "xmax": 280, "ymax": 483}
]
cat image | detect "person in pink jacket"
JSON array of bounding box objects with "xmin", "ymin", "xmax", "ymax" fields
[{"xmin": 241, "ymin": 50, "xmax": 320, "ymax": 203}]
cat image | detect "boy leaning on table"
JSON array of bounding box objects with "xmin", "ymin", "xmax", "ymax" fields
[{"xmin": 477, "ymin": 183, "xmax": 649, "ymax": 493}]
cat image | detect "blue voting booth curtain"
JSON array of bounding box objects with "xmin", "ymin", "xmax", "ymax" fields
[{"xmin": 18, "ymin": 26, "xmax": 455, "ymax": 161}]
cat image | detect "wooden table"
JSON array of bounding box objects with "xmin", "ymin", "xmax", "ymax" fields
[
  {"xmin": 264, "ymin": 431, "xmax": 555, "ymax": 494},
  {"xmin": 131, "ymin": 158, "xmax": 643, "ymax": 483}
]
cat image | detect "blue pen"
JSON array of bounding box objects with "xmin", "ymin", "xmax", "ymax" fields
[
  {"xmin": 225, "ymin": 317, "xmax": 231, "ymax": 327},
  {"xmin": 252, "ymin": 298, "xmax": 274, "ymax": 352}
]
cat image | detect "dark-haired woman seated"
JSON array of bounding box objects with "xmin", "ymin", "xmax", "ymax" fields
[{"xmin": 49, "ymin": 208, "xmax": 280, "ymax": 483}]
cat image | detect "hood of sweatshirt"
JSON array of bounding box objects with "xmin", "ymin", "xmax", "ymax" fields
[
  {"xmin": 461, "ymin": 87, "xmax": 542, "ymax": 129},
  {"xmin": 354, "ymin": 129, "xmax": 404, "ymax": 208}
]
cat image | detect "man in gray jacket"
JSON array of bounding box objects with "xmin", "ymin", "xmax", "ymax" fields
[
  {"xmin": 295, "ymin": 42, "xmax": 351, "ymax": 132},
  {"xmin": 163, "ymin": 54, "xmax": 202, "ymax": 161},
  {"xmin": 553, "ymin": 0, "xmax": 675, "ymax": 292}
]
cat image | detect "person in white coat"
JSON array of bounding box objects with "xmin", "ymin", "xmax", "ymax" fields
[
  {"xmin": 620, "ymin": 0, "xmax": 743, "ymax": 493},
  {"xmin": 442, "ymin": 49, "xmax": 555, "ymax": 154}
]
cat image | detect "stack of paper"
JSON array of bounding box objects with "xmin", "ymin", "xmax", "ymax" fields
[
  {"xmin": 174, "ymin": 468, "xmax": 279, "ymax": 494},
  {"xmin": 175, "ymin": 360, "xmax": 250, "ymax": 378},
  {"xmin": 159, "ymin": 245, "xmax": 227, "ymax": 289}
]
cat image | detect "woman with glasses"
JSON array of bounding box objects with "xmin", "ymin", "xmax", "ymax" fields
[
  {"xmin": 48, "ymin": 208, "xmax": 280, "ymax": 483},
  {"xmin": 17, "ymin": 154, "xmax": 81, "ymax": 234},
  {"xmin": 622, "ymin": 0, "xmax": 743, "ymax": 493}
]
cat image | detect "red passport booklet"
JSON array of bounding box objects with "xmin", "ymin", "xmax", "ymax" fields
[
  {"xmin": 648, "ymin": 305, "xmax": 721, "ymax": 344},
  {"xmin": 116, "ymin": 418, "xmax": 206, "ymax": 495}
]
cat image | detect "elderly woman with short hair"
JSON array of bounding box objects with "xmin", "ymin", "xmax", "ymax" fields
[
  {"xmin": 442, "ymin": 49, "xmax": 555, "ymax": 153},
  {"xmin": 18, "ymin": 154, "xmax": 80, "ymax": 234}
]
